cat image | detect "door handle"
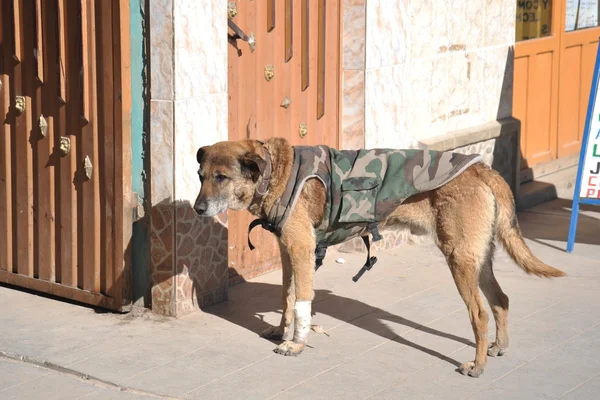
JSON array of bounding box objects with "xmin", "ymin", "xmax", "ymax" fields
[{"xmin": 228, "ymin": 19, "xmax": 255, "ymax": 53}]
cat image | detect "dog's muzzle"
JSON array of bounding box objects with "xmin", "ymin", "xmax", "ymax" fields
[{"xmin": 194, "ymin": 201, "xmax": 207, "ymax": 215}]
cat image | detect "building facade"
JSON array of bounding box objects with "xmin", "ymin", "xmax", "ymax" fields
[{"xmin": 1, "ymin": 0, "xmax": 596, "ymax": 316}]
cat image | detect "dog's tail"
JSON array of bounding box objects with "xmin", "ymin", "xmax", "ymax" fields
[{"xmin": 478, "ymin": 165, "xmax": 566, "ymax": 278}]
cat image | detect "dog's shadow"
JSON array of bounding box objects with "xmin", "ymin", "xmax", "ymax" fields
[{"xmin": 202, "ymin": 281, "xmax": 474, "ymax": 368}]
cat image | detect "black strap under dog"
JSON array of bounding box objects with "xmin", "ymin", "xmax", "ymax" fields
[
  {"xmin": 248, "ymin": 218, "xmax": 281, "ymax": 250},
  {"xmin": 314, "ymin": 242, "xmax": 328, "ymax": 271},
  {"xmin": 368, "ymin": 222, "xmax": 383, "ymax": 242},
  {"xmin": 352, "ymin": 235, "xmax": 379, "ymax": 282}
]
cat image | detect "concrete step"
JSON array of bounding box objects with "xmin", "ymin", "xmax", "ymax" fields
[{"xmin": 517, "ymin": 165, "xmax": 577, "ymax": 211}]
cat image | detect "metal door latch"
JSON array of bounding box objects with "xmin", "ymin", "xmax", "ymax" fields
[{"xmin": 228, "ymin": 19, "xmax": 255, "ymax": 52}]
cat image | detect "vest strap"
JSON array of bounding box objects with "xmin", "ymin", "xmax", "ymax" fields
[
  {"xmin": 368, "ymin": 222, "xmax": 382, "ymax": 242},
  {"xmin": 314, "ymin": 242, "xmax": 328, "ymax": 271},
  {"xmin": 248, "ymin": 218, "xmax": 281, "ymax": 251},
  {"xmin": 352, "ymin": 235, "xmax": 378, "ymax": 282}
]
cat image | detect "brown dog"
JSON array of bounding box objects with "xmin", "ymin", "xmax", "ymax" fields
[{"xmin": 194, "ymin": 137, "xmax": 565, "ymax": 378}]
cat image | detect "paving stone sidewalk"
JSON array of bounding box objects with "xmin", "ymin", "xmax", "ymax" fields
[{"xmin": 1, "ymin": 198, "xmax": 599, "ymax": 400}]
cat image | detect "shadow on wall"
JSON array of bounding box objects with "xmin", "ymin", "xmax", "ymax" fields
[
  {"xmin": 487, "ymin": 47, "xmax": 521, "ymax": 197},
  {"xmin": 501, "ymin": 44, "xmax": 529, "ymax": 175}
]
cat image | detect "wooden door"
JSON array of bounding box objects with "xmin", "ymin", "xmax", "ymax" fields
[
  {"xmin": 0, "ymin": 0, "xmax": 132, "ymax": 311},
  {"xmin": 515, "ymin": 0, "xmax": 600, "ymax": 170},
  {"xmin": 514, "ymin": 0, "xmax": 562, "ymax": 169},
  {"xmin": 227, "ymin": 0, "xmax": 342, "ymax": 282},
  {"xmin": 557, "ymin": 3, "xmax": 600, "ymax": 158}
]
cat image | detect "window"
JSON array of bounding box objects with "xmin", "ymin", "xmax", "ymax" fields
[
  {"xmin": 566, "ymin": 0, "xmax": 600, "ymax": 32},
  {"xmin": 516, "ymin": 0, "xmax": 553, "ymax": 41}
]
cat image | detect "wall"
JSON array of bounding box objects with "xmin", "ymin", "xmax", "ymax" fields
[
  {"xmin": 337, "ymin": 0, "xmax": 519, "ymax": 253},
  {"xmin": 148, "ymin": 0, "xmax": 229, "ymax": 316},
  {"xmin": 342, "ymin": 0, "xmax": 516, "ymax": 149}
]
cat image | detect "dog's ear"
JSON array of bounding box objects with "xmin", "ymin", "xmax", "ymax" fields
[
  {"xmin": 239, "ymin": 151, "xmax": 267, "ymax": 183},
  {"xmin": 196, "ymin": 146, "xmax": 207, "ymax": 165}
]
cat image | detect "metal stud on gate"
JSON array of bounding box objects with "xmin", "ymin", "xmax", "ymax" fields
[
  {"xmin": 299, "ymin": 122, "xmax": 308, "ymax": 138},
  {"xmin": 280, "ymin": 97, "xmax": 292, "ymax": 109},
  {"xmin": 83, "ymin": 156, "xmax": 93, "ymax": 180},
  {"xmin": 15, "ymin": 96, "xmax": 25, "ymax": 115},
  {"xmin": 39, "ymin": 115, "xmax": 48, "ymax": 137},
  {"xmin": 227, "ymin": 2, "xmax": 237, "ymax": 19},
  {"xmin": 264, "ymin": 65, "xmax": 275, "ymax": 82},
  {"xmin": 59, "ymin": 137, "xmax": 71, "ymax": 156}
]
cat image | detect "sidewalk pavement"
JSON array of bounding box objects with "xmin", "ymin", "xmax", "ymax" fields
[{"xmin": 1, "ymin": 197, "xmax": 599, "ymax": 400}]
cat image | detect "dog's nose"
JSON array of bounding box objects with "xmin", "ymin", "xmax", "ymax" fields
[{"xmin": 194, "ymin": 202, "xmax": 207, "ymax": 215}]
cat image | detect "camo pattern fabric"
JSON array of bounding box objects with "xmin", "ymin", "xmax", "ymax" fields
[
  {"xmin": 265, "ymin": 145, "xmax": 483, "ymax": 246},
  {"xmin": 267, "ymin": 145, "xmax": 332, "ymax": 231}
]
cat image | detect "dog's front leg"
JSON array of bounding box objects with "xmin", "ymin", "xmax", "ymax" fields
[
  {"xmin": 261, "ymin": 242, "xmax": 296, "ymax": 341},
  {"xmin": 273, "ymin": 221, "xmax": 315, "ymax": 357}
]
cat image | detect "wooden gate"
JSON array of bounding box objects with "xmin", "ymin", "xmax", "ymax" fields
[
  {"xmin": 0, "ymin": 0, "xmax": 132, "ymax": 311},
  {"xmin": 227, "ymin": 0, "xmax": 341, "ymax": 282}
]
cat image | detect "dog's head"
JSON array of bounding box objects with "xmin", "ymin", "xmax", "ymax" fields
[{"xmin": 194, "ymin": 140, "xmax": 267, "ymax": 217}]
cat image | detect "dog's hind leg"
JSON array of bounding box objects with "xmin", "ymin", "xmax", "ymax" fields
[
  {"xmin": 436, "ymin": 183, "xmax": 496, "ymax": 377},
  {"xmin": 478, "ymin": 241, "xmax": 510, "ymax": 357},
  {"xmin": 261, "ymin": 242, "xmax": 296, "ymax": 341},
  {"xmin": 445, "ymin": 247, "xmax": 490, "ymax": 377}
]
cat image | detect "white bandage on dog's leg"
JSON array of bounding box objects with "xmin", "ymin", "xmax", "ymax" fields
[{"xmin": 293, "ymin": 300, "xmax": 312, "ymax": 343}]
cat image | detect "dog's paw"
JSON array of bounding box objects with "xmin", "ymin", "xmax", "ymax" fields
[
  {"xmin": 261, "ymin": 325, "xmax": 284, "ymax": 339},
  {"xmin": 457, "ymin": 361, "xmax": 484, "ymax": 378},
  {"xmin": 273, "ymin": 340, "xmax": 305, "ymax": 357},
  {"xmin": 487, "ymin": 342, "xmax": 508, "ymax": 357}
]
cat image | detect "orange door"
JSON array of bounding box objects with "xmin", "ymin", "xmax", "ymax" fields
[
  {"xmin": 227, "ymin": 0, "xmax": 342, "ymax": 282},
  {"xmin": 515, "ymin": 0, "xmax": 600, "ymax": 169},
  {"xmin": 514, "ymin": 0, "xmax": 562, "ymax": 169},
  {"xmin": 557, "ymin": 8, "xmax": 600, "ymax": 158}
]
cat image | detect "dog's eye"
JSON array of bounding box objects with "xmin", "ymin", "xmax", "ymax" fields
[{"xmin": 215, "ymin": 174, "xmax": 228, "ymax": 183}]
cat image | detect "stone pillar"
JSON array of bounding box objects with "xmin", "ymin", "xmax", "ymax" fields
[
  {"xmin": 341, "ymin": 0, "xmax": 367, "ymax": 150},
  {"xmin": 148, "ymin": 0, "xmax": 229, "ymax": 316}
]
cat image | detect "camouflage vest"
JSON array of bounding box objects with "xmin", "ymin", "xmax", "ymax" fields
[
  {"xmin": 263, "ymin": 145, "xmax": 483, "ymax": 247},
  {"xmin": 248, "ymin": 145, "xmax": 482, "ymax": 279}
]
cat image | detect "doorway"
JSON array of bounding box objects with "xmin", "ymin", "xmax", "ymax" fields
[{"xmin": 514, "ymin": 0, "xmax": 600, "ymax": 172}]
